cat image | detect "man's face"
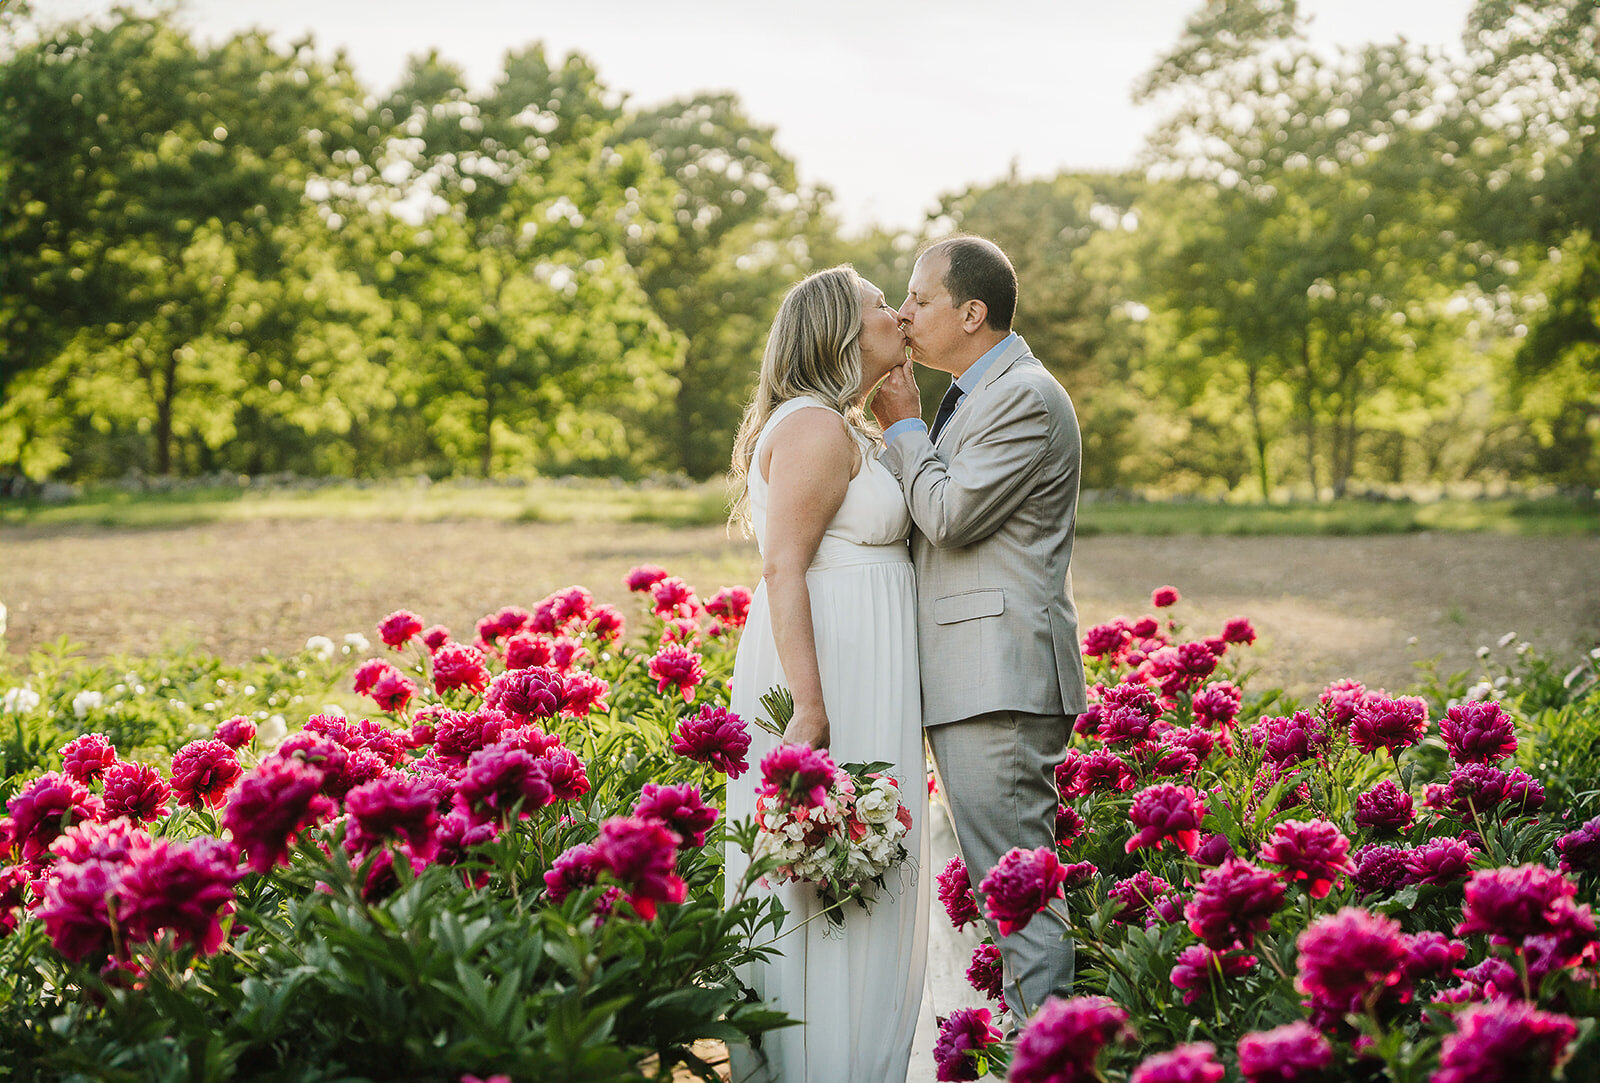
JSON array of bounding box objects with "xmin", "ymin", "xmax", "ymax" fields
[{"xmin": 897, "ymin": 252, "xmax": 965, "ymax": 373}]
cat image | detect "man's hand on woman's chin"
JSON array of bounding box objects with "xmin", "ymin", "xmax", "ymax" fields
[{"xmin": 871, "ymin": 358, "xmax": 922, "ymax": 429}]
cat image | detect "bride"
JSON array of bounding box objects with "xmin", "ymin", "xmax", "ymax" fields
[{"xmin": 723, "ymin": 266, "xmax": 930, "ymax": 1083}]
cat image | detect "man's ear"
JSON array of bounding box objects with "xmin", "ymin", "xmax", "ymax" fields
[{"xmin": 960, "ymin": 299, "xmax": 989, "ymax": 333}]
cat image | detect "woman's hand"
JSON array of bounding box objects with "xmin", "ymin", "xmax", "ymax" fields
[{"xmin": 782, "ymin": 701, "xmax": 831, "ymax": 750}]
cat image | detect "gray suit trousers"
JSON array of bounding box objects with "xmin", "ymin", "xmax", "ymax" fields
[{"xmin": 927, "ymin": 710, "xmax": 1075, "ymax": 1017}]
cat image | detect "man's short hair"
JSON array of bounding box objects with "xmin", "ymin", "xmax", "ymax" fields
[{"xmin": 923, "ymin": 235, "xmax": 1017, "ymax": 332}]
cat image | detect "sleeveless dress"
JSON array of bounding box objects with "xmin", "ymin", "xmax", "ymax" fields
[{"xmin": 725, "ymin": 396, "xmax": 930, "ymax": 1083}]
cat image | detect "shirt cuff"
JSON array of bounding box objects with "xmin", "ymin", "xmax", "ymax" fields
[{"xmin": 883, "ymin": 418, "xmax": 928, "ymax": 444}]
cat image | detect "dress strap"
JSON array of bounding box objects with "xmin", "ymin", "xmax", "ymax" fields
[{"xmin": 752, "ymin": 396, "xmax": 842, "ymax": 461}]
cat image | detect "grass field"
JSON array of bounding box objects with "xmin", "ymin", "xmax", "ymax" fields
[{"xmin": 4, "ymin": 479, "xmax": 1596, "ymax": 536}]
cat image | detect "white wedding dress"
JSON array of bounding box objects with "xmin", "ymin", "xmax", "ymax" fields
[{"xmin": 725, "ymin": 396, "xmax": 930, "ymax": 1083}]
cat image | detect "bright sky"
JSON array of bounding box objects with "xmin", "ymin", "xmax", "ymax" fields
[{"xmin": 46, "ymin": 0, "xmax": 1477, "ymax": 232}]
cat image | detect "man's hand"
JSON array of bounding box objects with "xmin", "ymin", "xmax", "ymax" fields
[{"xmin": 871, "ymin": 358, "xmax": 922, "ymax": 429}]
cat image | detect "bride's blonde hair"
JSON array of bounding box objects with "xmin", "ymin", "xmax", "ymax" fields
[{"xmin": 729, "ymin": 265, "xmax": 879, "ymax": 532}]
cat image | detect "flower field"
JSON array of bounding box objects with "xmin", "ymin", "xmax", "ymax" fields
[{"xmin": 1, "ymin": 572, "xmax": 1598, "ymax": 1082}]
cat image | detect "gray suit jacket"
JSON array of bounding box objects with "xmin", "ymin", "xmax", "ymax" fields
[{"xmin": 881, "ymin": 334, "xmax": 1088, "ymax": 726}]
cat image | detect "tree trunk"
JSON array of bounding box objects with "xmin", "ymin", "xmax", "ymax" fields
[
  {"xmin": 1245, "ymin": 361, "xmax": 1272, "ymax": 501},
  {"xmin": 155, "ymin": 353, "xmax": 178, "ymax": 476},
  {"xmin": 1298, "ymin": 331, "xmax": 1319, "ymax": 498}
]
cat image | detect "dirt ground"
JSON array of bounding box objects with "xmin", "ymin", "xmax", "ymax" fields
[{"xmin": 3, "ymin": 520, "xmax": 1598, "ymax": 697}]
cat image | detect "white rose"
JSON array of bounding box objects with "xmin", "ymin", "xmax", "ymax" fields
[
  {"xmin": 305, "ymin": 635, "xmax": 336, "ymax": 660},
  {"xmin": 854, "ymin": 787, "xmax": 897, "ymax": 825},
  {"xmin": 72, "ymin": 690, "xmax": 104, "ymax": 719}
]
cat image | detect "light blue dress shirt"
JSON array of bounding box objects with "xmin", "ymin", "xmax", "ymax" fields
[{"xmin": 884, "ymin": 332, "xmax": 1018, "ymax": 445}]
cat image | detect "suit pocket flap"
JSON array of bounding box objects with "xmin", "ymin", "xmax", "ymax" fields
[{"xmin": 933, "ymin": 589, "xmax": 1005, "ymax": 625}]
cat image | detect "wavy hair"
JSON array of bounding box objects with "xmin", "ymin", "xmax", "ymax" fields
[{"xmin": 729, "ymin": 265, "xmax": 878, "ymax": 532}]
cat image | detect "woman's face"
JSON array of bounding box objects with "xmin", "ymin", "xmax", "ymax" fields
[{"xmin": 856, "ymin": 278, "xmax": 907, "ymax": 393}]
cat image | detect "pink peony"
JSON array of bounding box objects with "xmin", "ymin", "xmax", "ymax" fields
[
  {"xmin": 624, "ymin": 564, "xmax": 669, "ymax": 592},
  {"xmin": 101, "ymin": 760, "xmax": 172, "ymax": 823},
  {"xmin": 588, "ymin": 604, "xmax": 626, "ymax": 643},
  {"xmin": 1171, "ymin": 946, "xmax": 1257, "ymax": 1006},
  {"xmin": 50, "ymin": 819, "xmax": 152, "ymax": 867},
  {"xmin": 7, "ymin": 771, "xmax": 104, "ymax": 862},
  {"xmin": 671, "ymin": 705, "xmax": 752, "ymax": 778},
  {"xmin": 1152, "ymin": 586, "xmax": 1181, "ymax": 608},
  {"xmin": 548, "ymin": 586, "xmax": 594, "ymax": 627},
  {"xmin": 1056, "ymin": 748, "xmax": 1134, "ymax": 797},
  {"xmin": 1009, "ymin": 995, "xmax": 1135, "ymax": 1083},
  {"xmin": 1318, "ymin": 678, "xmax": 1369, "ymax": 727},
  {"xmin": 1403, "ymin": 837, "xmax": 1476, "ymax": 887},
  {"xmin": 704, "ymin": 585, "xmax": 753, "ymax": 628},
  {"xmin": 430, "ymin": 709, "xmax": 513, "ymax": 766},
  {"xmin": 1431, "ymin": 1001, "xmax": 1579, "ymax": 1083},
  {"xmin": 1439, "ymin": 701, "xmax": 1517, "ymax": 764},
  {"xmin": 223, "ymin": 757, "xmax": 337, "ymax": 874},
  {"xmin": 36, "ymin": 858, "xmax": 122, "ymax": 962},
  {"xmin": 1350, "ymin": 694, "xmax": 1429, "ymax": 757},
  {"xmin": 1108, "ymin": 870, "xmax": 1178, "ymax": 925},
  {"xmin": 117, "ymin": 836, "xmax": 241, "ymax": 954},
  {"xmin": 1400, "ymin": 931, "xmax": 1467, "ymax": 982},
  {"xmin": 344, "ymin": 774, "xmax": 440, "ymax": 859},
  {"xmin": 540, "ymin": 746, "xmax": 591, "ymax": 802},
  {"xmin": 633, "ymin": 783, "xmax": 718, "ymax": 848},
  {"xmin": 1131, "ymin": 1043, "xmax": 1227, "ymax": 1083},
  {"xmin": 933, "ymin": 1007, "xmax": 1004, "ymax": 1082},
  {"xmin": 455, "ymin": 743, "xmax": 554, "ymax": 820},
  {"xmin": 378, "ymin": 609, "xmax": 424, "ymax": 650},
  {"xmin": 1426, "ymin": 763, "xmax": 1546, "ymax": 818},
  {"xmin": 1556, "ymin": 815, "xmax": 1600, "ymax": 874},
  {"xmin": 1251, "ymin": 711, "xmax": 1329, "ymax": 769},
  {"xmin": 647, "ymin": 643, "xmax": 705, "ymax": 702},
  {"xmin": 1192, "ymin": 681, "xmax": 1243, "ymax": 728},
  {"xmin": 1295, "ymin": 906, "xmax": 1408, "ymax": 1021},
  {"xmin": 484, "ymin": 666, "xmax": 567, "ymax": 722},
  {"xmin": 503, "ymin": 632, "xmax": 553, "ymax": 671},
  {"xmin": 966, "ymin": 942, "xmax": 1004, "ymax": 1001},
  {"xmin": 368, "ymin": 668, "xmax": 417, "ymax": 713},
  {"xmin": 1259, "ymin": 818, "xmax": 1353, "ymax": 899},
  {"xmin": 1082, "ymin": 620, "xmax": 1133, "ymax": 659},
  {"xmin": 1354, "ymin": 779, "xmax": 1415, "ymax": 832},
  {"xmin": 0, "ymin": 863, "xmax": 30, "ymax": 936},
  {"xmin": 1061, "ymin": 860, "xmax": 1098, "ymax": 889},
  {"xmin": 544, "ymin": 842, "xmax": 602, "ymax": 903},
  {"xmin": 1186, "ymin": 859, "xmax": 1287, "ymax": 949},
  {"xmin": 1352, "ymin": 843, "xmax": 1411, "ymax": 895},
  {"xmin": 1236, "ymin": 1021, "xmax": 1333, "ymax": 1083},
  {"xmin": 1126, "ymin": 783, "xmax": 1206, "ymax": 855},
  {"xmin": 60, "ymin": 733, "xmax": 117, "ymax": 784},
  {"xmin": 475, "ymin": 606, "xmax": 531, "ymax": 646},
  {"xmin": 1455, "ymin": 864, "xmax": 1589, "ymax": 944},
  {"xmin": 594, "ymin": 815, "xmax": 686, "ymax": 920},
  {"xmin": 421, "ymin": 624, "xmax": 452, "ymax": 652},
  {"xmin": 214, "ymin": 715, "xmax": 257, "ymax": 749},
  {"xmin": 649, "ymin": 576, "xmax": 699, "ymax": 618},
  {"xmin": 560, "ymin": 672, "xmax": 611, "ymax": 717},
  {"xmin": 937, "ymin": 856, "xmax": 981, "ymax": 930},
  {"xmin": 1055, "ymin": 803, "xmax": 1086, "ymax": 848},
  {"xmin": 1221, "ymin": 617, "xmax": 1257, "ymax": 645},
  {"xmin": 757, "ymin": 743, "xmax": 837, "ymax": 808},
  {"xmin": 978, "ymin": 846, "xmax": 1067, "ymax": 937},
  {"xmin": 352, "ymin": 658, "xmax": 401, "ymax": 696},
  {"xmin": 435, "ymin": 810, "xmax": 499, "ymax": 870},
  {"xmin": 431, "ymin": 643, "xmax": 490, "ymax": 696}
]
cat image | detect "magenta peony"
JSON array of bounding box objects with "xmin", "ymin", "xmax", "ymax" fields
[
  {"xmin": 1185, "ymin": 859, "xmax": 1287, "ymax": 949},
  {"xmin": 1431, "ymin": 1001, "xmax": 1578, "ymax": 1083},
  {"xmin": 1350, "ymin": 694, "xmax": 1429, "ymax": 757},
  {"xmin": 101, "ymin": 760, "xmax": 172, "ymax": 823},
  {"xmin": 633, "ymin": 783, "xmax": 718, "ymax": 848},
  {"xmin": 561, "ymin": 672, "xmax": 611, "ymax": 717},
  {"xmin": 214, "ymin": 715, "xmax": 257, "ymax": 750},
  {"xmin": 1456, "ymin": 864, "xmax": 1589, "ymax": 944},
  {"xmin": 1439, "ymin": 701, "xmax": 1518, "ymax": 764},
  {"xmin": 1351, "ymin": 843, "xmax": 1411, "ymax": 895},
  {"xmin": 1236, "ymin": 1021, "xmax": 1333, "ymax": 1082},
  {"xmin": 1259, "ymin": 818, "xmax": 1353, "ymax": 899},
  {"xmin": 1318, "ymin": 678, "xmax": 1370, "ymax": 727},
  {"xmin": 1082, "ymin": 620, "xmax": 1133, "ymax": 659},
  {"xmin": 647, "ymin": 643, "xmax": 705, "ymax": 702},
  {"xmin": 36, "ymin": 858, "xmax": 122, "ymax": 962},
  {"xmin": 431, "ymin": 643, "xmax": 491, "ymax": 696},
  {"xmin": 1171, "ymin": 945, "xmax": 1257, "ymax": 1006},
  {"xmin": 223, "ymin": 757, "xmax": 337, "ymax": 874},
  {"xmin": 1251, "ymin": 711, "xmax": 1329, "ymax": 769},
  {"xmin": 1354, "ymin": 779, "xmax": 1415, "ymax": 833},
  {"xmin": 1295, "ymin": 906, "xmax": 1407, "ymax": 1021},
  {"xmin": 378, "ymin": 609, "xmax": 424, "ymax": 650},
  {"xmin": 1126, "ymin": 783, "xmax": 1206, "ymax": 855},
  {"xmin": 544, "ymin": 842, "xmax": 602, "ymax": 903},
  {"xmin": 594, "ymin": 815, "xmax": 686, "ymax": 920},
  {"xmin": 965, "ymin": 942, "xmax": 1004, "ymax": 1001},
  {"xmin": 484, "ymin": 666, "xmax": 567, "ymax": 722},
  {"xmin": 1192, "ymin": 681, "xmax": 1243, "ymax": 728},
  {"xmin": 1130, "ymin": 1042, "xmax": 1227, "ymax": 1083},
  {"xmin": 1221, "ymin": 617, "xmax": 1257, "ymax": 645},
  {"xmin": 978, "ymin": 846, "xmax": 1067, "ymax": 937},
  {"xmin": 1403, "ymin": 837, "xmax": 1476, "ymax": 887},
  {"xmin": 1152, "ymin": 586, "xmax": 1181, "ymax": 608},
  {"xmin": 671, "ymin": 705, "xmax": 752, "ymax": 778},
  {"xmin": 757, "ymin": 743, "xmax": 836, "ymax": 808},
  {"xmin": 588, "ymin": 604, "xmax": 626, "ymax": 643},
  {"xmin": 455, "ymin": 743, "xmax": 554, "ymax": 820},
  {"xmin": 937, "ymin": 856, "xmax": 981, "ymax": 930},
  {"xmin": 624, "ymin": 564, "xmax": 669, "ymax": 592},
  {"xmin": 1056, "ymin": 748, "xmax": 1134, "ymax": 797},
  {"xmin": 932, "ymin": 1007, "xmax": 1004, "ymax": 1082},
  {"xmin": 344, "ymin": 773, "xmax": 440, "ymax": 859},
  {"xmin": 1556, "ymin": 815, "xmax": 1600, "ymax": 874},
  {"xmin": 1009, "ymin": 995, "xmax": 1134, "ymax": 1083},
  {"xmin": 1109, "ymin": 870, "xmax": 1178, "ymax": 926},
  {"xmin": 1055, "ymin": 803, "xmax": 1086, "ymax": 848},
  {"xmin": 59, "ymin": 733, "xmax": 117, "ymax": 784},
  {"xmin": 7, "ymin": 771, "xmax": 104, "ymax": 862},
  {"xmin": 117, "ymin": 836, "xmax": 241, "ymax": 954},
  {"xmin": 704, "ymin": 585, "xmax": 752, "ymax": 628}
]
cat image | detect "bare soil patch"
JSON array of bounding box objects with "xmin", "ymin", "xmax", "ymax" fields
[{"xmin": 3, "ymin": 521, "xmax": 1597, "ymax": 697}]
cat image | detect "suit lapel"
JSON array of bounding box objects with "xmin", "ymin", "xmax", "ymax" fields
[{"xmin": 934, "ymin": 335, "xmax": 1034, "ymax": 451}]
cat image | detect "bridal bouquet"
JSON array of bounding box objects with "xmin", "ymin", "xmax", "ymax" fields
[{"xmin": 749, "ymin": 689, "xmax": 914, "ymax": 923}]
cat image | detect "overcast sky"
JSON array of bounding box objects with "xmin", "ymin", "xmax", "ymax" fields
[{"xmin": 46, "ymin": 0, "xmax": 1478, "ymax": 232}]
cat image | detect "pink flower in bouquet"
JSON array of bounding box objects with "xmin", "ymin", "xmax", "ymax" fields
[
  {"xmin": 937, "ymin": 856, "xmax": 981, "ymax": 930},
  {"xmin": 117, "ymin": 836, "xmax": 241, "ymax": 954},
  {"xmin": 344, "ymin": 774, "xmax": 440, "ymax": 859},
  {"xmin": 378, "ymin": 609, "xmax": 424, "ymax": 650},
  {"xmin": 1009, "ymin": 995, "xmax": 1134, "ymax": 1083},
  {"xmin": 1055, "ymin": 748, "xmax": 1134, "ymax": 797},
  {"xmin": 757, "ymin": 743, "xmax": 836, "ymax": 808},
  {"xmin": 648, "ymin": 643, "xmax": 705, "ymax": 702},
  {"xmin": 1295, "ymin": 907, "xmax": 1408, "ymax": 1021},
  {"xmin": 1251, "ymin": 711, "xmax": 1329, "ymax": 769},
  {"xmin": 7, "ymin": 771, "xmax": 103, "ymax": 862},
  {"xmin": 588, "ymin": 604, "xmax": 626, "ymax": 643},
  {"xmin": 634, "ymin": 783, "xmax": 718, "ymax": 848},
  {"xmin": 214, "ymin": 715, "xmax": 257, "ymax": 750},
  {"xmin": 594, "ymin": 815, "xmax": 686, "ymax": 920},
  {"xmin": 421, "ymin": 624, "xmax": 452, "ymax": 652},
  {"xmin": 1236, "ymin": 1021, "xmax": 1332, "ymax": 1082},
  {"xmin": 1439, "ymin": 701, "xmax": 1517, "ymax": 764},
  {"xmin": 1556, "ymin": 816, "xmax": 1600, "ymax": 874},
  {"xmin": 1131, "ymin": 1043, "xmax": 1226, "ymax": 1083},
  {"xmin": 1350, "ymin": 693, "xmax": 1429, "ymax": 756},
  {"xmin": 368, "ymin": 668, "xmax": 417, "ymax": 713},
  {"xmin": 1431, "ymin": 1001, "xmax": 1579, "ymax": 1083},
  {"xmin": 476, "ymin": 606, "xmax": 531, "ymax": 647},
  {"xmin": 1403, "ymin": 837, "xmax": 1476, "ymax": 886},
  {"xmin": 1186, "ymin": 859, "xmax": 1287, "ymax": 949},
  {"xmin": 1354, "ymin": 779, "xmax": 1415, "ymax": 832},
  {"xmin": 484, "ymin": 666, "xmax": 567, "ymax": 723},
  {"xmin": 1171, "ymin": 945, "xmax": 1257, "ymax": 1006},
  {"xmin": 432, "ymin": 643, "xmax": 490, "ymax": 696},
  {"xmin": 503, "ymin": 632, "xmax": 553, "ymax": 670},
  {"xmin": 705, "ymin": 585, "xmax": 752, "ymax": 628},
  {"xmin": 1126, "ymin": 783, "xmax": 1206, "ymax": 855},
  {"xmin": 933, "ymin": 1006, "xmax": 1004, "ymax": 1082},
  {"xmin": 101, "ymin": 760, "xmax": 171, "ymax": 823},
  {"xmin": 671, "ymin": 705, "xmax": 751, "ymax": 778},
  {"xmin": 223, "ymin": 757, "xmax": 337, "ymax": 874},
  {"xmin": 966, "ymin": 942, "xmax": 1004, "ymax": 1001},
  {"xmin": 544, "ymin": 842, "xmax": 602, "ymax": 903},
  {"xmin": 1109, "ymin": 870, "xmax": 1178, "ymax": 925},
  {"xmin": 1221, "ymin": 617, "xmax": 1257, "ymax": 646},
  {"xmin": 540, "ymin": 746, "xmax": 591, "ymax": 802},
  {"xmin": 650, "ymin": 576, "xmax": 699, "ymax": 619},
  {"xmin": 1192, "ymin": 681, "xmax": 1243, "ymax": 728},
  {"xmin": 1152, "ymin": 586, "xmax": 1181, "ymax": 608},
  {"xmin": 37, "ymin": 858, "xmax": 122, "ymax": 962},
  {"xmin": 979, "ymin": 846, "xmax": 1067, "ymax": 937},
  {"xmin": 1351, "ymin": 843, "xmax": 1410, "ymax": 894},
  {"xmin": 1318, "ymin": 678, "xmax": 1369, "ymax": 727},
  {"xmin": 455, "ymin": 743, "xmax": 554, "ymax": 820},
  {"xmin": 1400, "ymin": 931, "xmax": 1467, "ymax": 982},
  {"xmin": 1456, "ymin": 864, "xmax": 1590, "ymax": 944},
  {"xmin": 60, "ymin": 733, "xmax": 117, "ymax": 784},
  {"xmin": 1082, "ymin": 619, "xmax": 1133, "ymax": 659},
  {"xmin": 1055, "ymin": 803, "xmax": 1086, "ymax": 848},
  {"xmin": 625, "ymin": 564, "xmax": 669, "ymax": 592},
  {"xmin": 1259, "ymin": 819, "xmax": 1353, "ymax": 899}
]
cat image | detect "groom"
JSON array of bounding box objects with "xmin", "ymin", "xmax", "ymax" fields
[{"xmin": 871, "ymin": 235, "xmax": 1086, "ymax": 1018}]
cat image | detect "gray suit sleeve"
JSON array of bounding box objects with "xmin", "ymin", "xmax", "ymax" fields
[{"xmin": 885, "ymin": 381, "xmax": 1052, "ymax": 549}]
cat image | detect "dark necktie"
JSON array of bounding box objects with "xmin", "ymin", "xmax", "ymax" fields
[{"xmin": 929, "ymin": 381, "xmax": 964, "ymax": 442}]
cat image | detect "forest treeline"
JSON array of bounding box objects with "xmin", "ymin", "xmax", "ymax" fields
[{"xmin": 1, "ymin": 1, "xmax": 1595, "ymax": 497}]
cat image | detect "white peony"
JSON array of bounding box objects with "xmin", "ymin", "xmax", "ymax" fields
[
  {"xmin": 3, "ymin": 686, "xmax": 41, "ymax": 714},
  {"xmin": 343, "ymin": 632, "xmax": 370, "ymax": 653},
  {"xmin": 305, "ymin": 635, "xmax": 336, "ymax": 660},
  {"xmin": 72, "ymin": 690, "xmax": 104, "ymax": 719},
  {"xmin": 855, "ymin": 781, "xmax": 900, "ymax": 825}
]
